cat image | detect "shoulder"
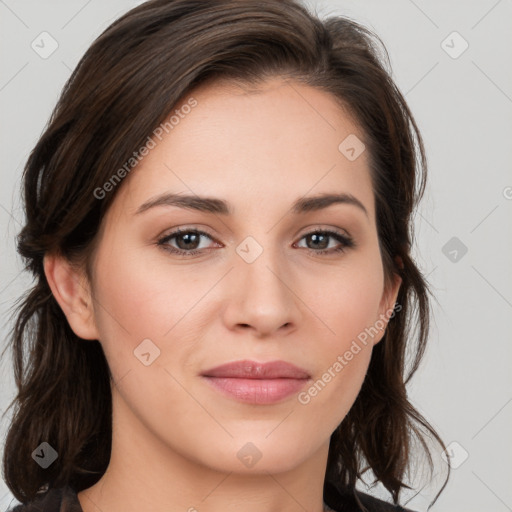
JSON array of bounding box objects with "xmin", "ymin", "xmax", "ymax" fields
[
  {"xmin": 354, "ymin": 490, "xmax": 416, "ymax": 512},
  {"xmin": 324, "ymin": 479, "xmax": 416, "ymax": 512},
  {"xmin": 7, "ymin": 486, "xmax": 82, "ymax": 512}
]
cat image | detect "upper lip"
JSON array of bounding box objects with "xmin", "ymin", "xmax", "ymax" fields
[{"xmin": 201, "ymin": 360, "xmax": 310, "ymax": 379}]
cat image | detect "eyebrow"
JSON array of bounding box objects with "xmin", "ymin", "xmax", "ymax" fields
[{"xmin": 135, "ymin": 191, "xmax": 368, "ymax": 218}]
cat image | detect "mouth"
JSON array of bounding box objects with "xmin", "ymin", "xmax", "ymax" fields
[{"xmin": 200, "ymin": 360, "xmax": 311, "ymax": 405}]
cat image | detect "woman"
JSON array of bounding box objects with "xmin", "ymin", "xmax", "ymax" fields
[{"xmin": 1, "ymin": 0, "xmax": 450, "ymax": 511}]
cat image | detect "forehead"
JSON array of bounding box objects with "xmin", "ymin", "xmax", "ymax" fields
[{"xmin": 109, "ymin": 77, "xmax": 375, "ymax": 222}]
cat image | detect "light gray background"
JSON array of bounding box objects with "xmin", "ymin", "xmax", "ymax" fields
[{"xmin": 1, "ymin": 1, "xmax": 511, "ymax": 511}]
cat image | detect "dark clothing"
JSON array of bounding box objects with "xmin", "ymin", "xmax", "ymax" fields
[
  {"xmin": 8, "ymin": 480, "xmax": 415, "ymax": 512},
  {"xmin": 324, "ymin": 481, "xmax": 414, "ymax": 511}
]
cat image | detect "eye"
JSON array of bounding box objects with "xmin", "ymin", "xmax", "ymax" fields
[
  {"xmin": 157, "ymin": 228, "xmax": 217, "ymax": 256},
  {"xmin": 156, "ymin": 228, "xmax": 354, "ymax": 257},
  {"xmin": 294, "ymin": 229, "xmax": 354, "ymax": 255}
]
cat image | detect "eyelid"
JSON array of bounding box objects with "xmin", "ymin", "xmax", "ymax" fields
[
  {"xmin": 157, "ymin": 225, "xmax": 219, "ymax": 243},
  {"xmin": 296, "ymin": 224, "xmax": 351, "ymax": 238}
]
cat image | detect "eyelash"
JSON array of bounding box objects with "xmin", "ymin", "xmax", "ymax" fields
[{"xmin": 156, "ymin": 227, "xmax": 355, "ymax": 257}]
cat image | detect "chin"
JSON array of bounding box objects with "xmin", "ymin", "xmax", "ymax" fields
[{"xmin": 194, "ymin": 436, "xmax": 315, "ymax": 475}]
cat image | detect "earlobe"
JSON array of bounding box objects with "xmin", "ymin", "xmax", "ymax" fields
[{"xmin": 43, "ymin": 252, "xmax": 100, "ymax": 341}]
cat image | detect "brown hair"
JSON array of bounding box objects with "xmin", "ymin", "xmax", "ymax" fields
[{"xmin": 1, "ymin": 0, "xmax": 450, "ymax": 509}]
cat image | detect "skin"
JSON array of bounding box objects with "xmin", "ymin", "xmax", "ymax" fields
[{"xmin": 44, "ymin": 77, "xmax": 401, "ymax": 512}]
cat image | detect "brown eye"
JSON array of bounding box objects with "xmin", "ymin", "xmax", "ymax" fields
[
  {"xmin": 295, "ymin": 230, "xmax": 354, "ymax": 255},
  {"xmin": 157, "ymin": 229, "xmax": 216, "ymax": 256}
]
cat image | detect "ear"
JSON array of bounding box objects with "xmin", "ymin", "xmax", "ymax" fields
[
  {"xmin": 373, "ymin": 256, "xmax": 403, "ymax": 346},
  {"xmin": 43, "ymin": 252, "xmax": 100, "ymax": 340}
]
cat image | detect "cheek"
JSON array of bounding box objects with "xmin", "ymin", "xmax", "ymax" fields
[
  {"xmin": 90, "ymin": 243, "xmax": 220, "ymax": 387},
  {"xmin": 311, "ymin": 256, "xmax": 385, "ymax": 349},
  {"xmin": 94, "ymin": 235, "xmax": 196, "ymax": 325},
  {"xmin": 90, "ymin": 245, "xmax": 176, "ymax": 364},
  {"xmin": 300, "ymin": 254, "xmax": 384, "ymax": 416}
]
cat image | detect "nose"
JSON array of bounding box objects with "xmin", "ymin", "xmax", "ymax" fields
[{"xmin": 222, "ymin": 248, "xmax": 301, "ymax": 338}]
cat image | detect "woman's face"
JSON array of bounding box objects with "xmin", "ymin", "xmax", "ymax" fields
[{"xmin": 80, "ymin": 77, "xmax": 400, "ymax": 475}]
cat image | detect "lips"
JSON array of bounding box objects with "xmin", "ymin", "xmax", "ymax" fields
[
  {"xmin": 201, "ymin": 360, "xmax": 310, "ymax": 379},
  {"xmin": 200, "ymin": 360, "xmax": 311, "ymax": 405}
]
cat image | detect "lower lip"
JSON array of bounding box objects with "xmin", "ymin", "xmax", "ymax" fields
[{"xmin": 202, "ymin": 376, "xmax": 309, "ymax": 404}]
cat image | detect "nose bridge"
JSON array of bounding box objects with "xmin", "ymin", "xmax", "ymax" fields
[
  {"xmin": 226, "ymin": 233, "xmax": 298, "ymax": 334},
  {"xmin": 238, "ymin": 233, "xmax": 289, "ymax": 300}
]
